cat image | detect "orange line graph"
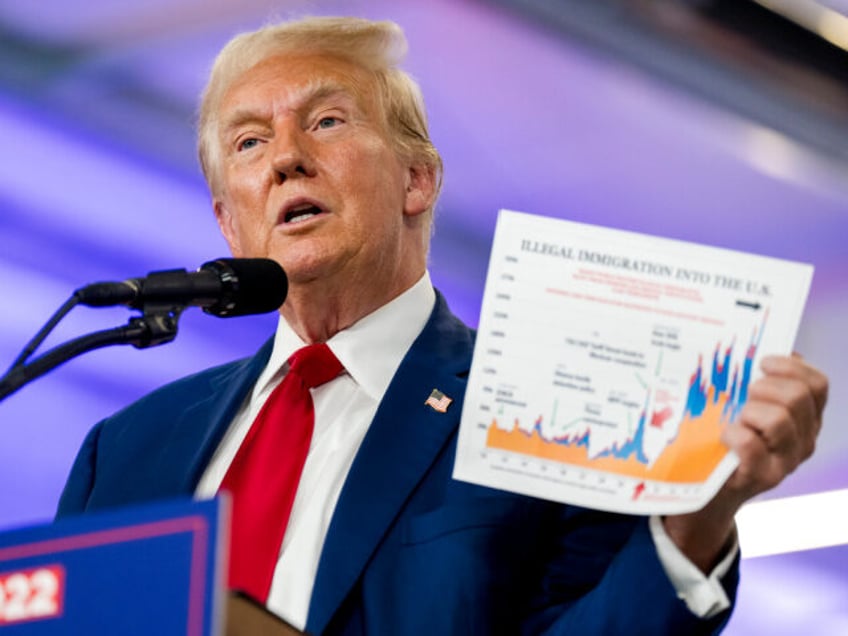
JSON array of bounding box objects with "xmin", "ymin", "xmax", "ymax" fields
[{"xmin": 486, "ymin": 386, "xmax": 731, "ymax": 483}]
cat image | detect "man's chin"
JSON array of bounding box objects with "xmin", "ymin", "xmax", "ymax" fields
[{"xmin": 277, "ymin": 257, "xmax": 338, "ymax": 287}]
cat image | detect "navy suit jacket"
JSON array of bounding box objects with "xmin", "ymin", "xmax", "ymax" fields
[{"xmin": 57, "ymin": 292, "xmax": 737, "ymax": 635}]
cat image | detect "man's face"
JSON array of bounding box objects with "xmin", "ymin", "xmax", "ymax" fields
[{"xmin": 212, "ymin": 52, "xmax": 433, "ymax": 306}]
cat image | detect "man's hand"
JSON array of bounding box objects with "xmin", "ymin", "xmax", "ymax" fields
[{"xmin": 663, "ymin": 354, "xmax": 828, "ymax": 572}]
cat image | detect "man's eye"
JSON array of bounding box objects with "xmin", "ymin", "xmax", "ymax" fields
[
  {"xmin": 238, "ymin": 138, "xmax": 259, "ymax": 151},
  {"xmin": 317, "ymin": 117, "xmax": 340, "ymax": 129}
]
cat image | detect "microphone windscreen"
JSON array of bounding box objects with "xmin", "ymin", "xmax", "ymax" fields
[{"xmin": 201, "ymin": 258, "xmax": 288, "ymax": 317}]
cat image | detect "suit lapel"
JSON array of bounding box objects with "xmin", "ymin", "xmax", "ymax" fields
[
  {"xmin": 307, "ymin": 294, "xmax": 475, "ymax": 635},
  {"xmin": 154, "ymin": 338, "xmax": 274, "ymax": 494}
]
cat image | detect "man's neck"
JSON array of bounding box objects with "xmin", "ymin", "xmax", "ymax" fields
[{"xmin": 280, "ymin": 268, "xmax": 425, "ymax": 343}]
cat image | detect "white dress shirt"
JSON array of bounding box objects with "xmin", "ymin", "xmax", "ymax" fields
[
  {"xmin": 196, "ymin": 273, "xmax": 436, "ymax": 629},
  {"xmin": 196, "ymin": 272, "xmax": 734, "ymax": 629}
]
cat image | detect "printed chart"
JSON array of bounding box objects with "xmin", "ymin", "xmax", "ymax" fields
[{"xmin": 454, "ymin": 210, "xmax": 813, "ymax": 514}]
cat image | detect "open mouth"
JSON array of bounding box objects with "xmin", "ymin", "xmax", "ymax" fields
[{"xmin": 284, "ymin": 202, "xmax": 325, "ymax": 224}]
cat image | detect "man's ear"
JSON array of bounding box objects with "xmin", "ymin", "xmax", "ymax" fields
[
  {"xmin": 403, "ymin": 161, "xmax": 437, "ymax": 218},
  {"xmin": 213, "ymin": 199, "xmax": 244, "ymax": 257}
]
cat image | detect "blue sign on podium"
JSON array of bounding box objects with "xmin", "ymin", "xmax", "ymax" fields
[{"xmin": 0, "ymin": 497, "xmax": 226, "ymax": 635}]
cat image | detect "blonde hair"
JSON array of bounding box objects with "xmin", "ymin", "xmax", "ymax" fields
[{"xmin": 197, "ymin": 16, "xmax": 442, "ymax": 202}]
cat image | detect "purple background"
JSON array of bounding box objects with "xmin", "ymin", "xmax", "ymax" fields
[{"xmin": 1, "ymin": 1, "xmax": 846, "ymax": 632}]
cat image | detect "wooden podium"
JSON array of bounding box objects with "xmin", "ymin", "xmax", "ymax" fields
[{"xmin": 226, "ymin": 593, "xmax": 307, "ymax": 635}]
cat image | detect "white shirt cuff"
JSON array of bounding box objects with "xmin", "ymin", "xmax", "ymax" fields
[{"xmin": 649, "ymin": 515, "xmax": 737, "ymax": 618}]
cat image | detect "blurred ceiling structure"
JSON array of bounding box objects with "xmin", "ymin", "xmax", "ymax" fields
[
  {"xmin": 505, "ymin": 0, "xmax": 848, "ymax": 157},
  {"xmin": 1, "ymin": 0, "xmax": 848, "ymax": 177},
  {"xmin": 0, "ymin": 1, "xmax": 846, "ymax": 633}
]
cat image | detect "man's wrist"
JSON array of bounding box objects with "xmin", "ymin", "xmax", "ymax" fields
[
  {"xmin": 661, "ymin": 504, "xmax": 738, "ymax": 574},
  {"xmin": 649, "ymin": 516, "xmax": 737, "ymax": 618}
]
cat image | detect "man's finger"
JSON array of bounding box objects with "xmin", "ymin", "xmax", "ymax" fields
[
  {"xmin": 721, "ymin": 423, "xmax": 790, "ymax": 496},
  {"xmin": 746, "ymin": 375, "xmax": 820, "ymax": 444},
  {"xmin": 760, "ymin": 355, "xmax": 829, "ymax": 415},
  {"xmin": 736, "ymin": 401, "xmax": 810, "ymax": 468}
]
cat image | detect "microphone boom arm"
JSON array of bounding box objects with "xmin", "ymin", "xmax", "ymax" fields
[
  {"xmin": 0, "ymin": 257, "xmax": 287, "ymax": 403},
  {"xmin": 0, "ymin": 302, "xmax": 184, "ymax": 402}
]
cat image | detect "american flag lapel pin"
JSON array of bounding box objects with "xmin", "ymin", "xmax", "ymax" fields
[{"xmin": 424, "ymin": 388, "xmax": 453, "ymax": 413}]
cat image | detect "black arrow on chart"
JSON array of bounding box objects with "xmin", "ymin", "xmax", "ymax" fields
[{"xmin": 735, "ymin": 299, "xmax": 761, "ymax": 310}]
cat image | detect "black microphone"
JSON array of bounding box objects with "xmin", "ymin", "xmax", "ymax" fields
[{"xmin": 74, "ymin": 258, "xmax": 288, "ymax": 317}]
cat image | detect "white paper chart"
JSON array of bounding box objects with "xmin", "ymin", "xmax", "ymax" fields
[{"xmin": 453, "ymin": 210, "xmax": 813, "ymax": 515}]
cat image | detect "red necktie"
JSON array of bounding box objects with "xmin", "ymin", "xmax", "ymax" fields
[{"xmin": 220, "ymin": 343, "xmax": 343, "ymax": 603}]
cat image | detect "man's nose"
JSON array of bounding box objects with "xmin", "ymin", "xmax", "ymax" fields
[{"xmin": 270, "ymin": 126, "xmax": 314, "ymax": 183}]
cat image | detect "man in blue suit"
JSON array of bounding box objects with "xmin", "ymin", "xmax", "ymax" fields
[{"xmin": 56, "ymin": 16, "xmax": 828, "ymax": 635}]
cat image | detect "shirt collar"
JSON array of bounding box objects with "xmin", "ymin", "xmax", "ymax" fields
[{"xmin": 256, "ymin": 272, "xmax": 436, "ymax": 400}]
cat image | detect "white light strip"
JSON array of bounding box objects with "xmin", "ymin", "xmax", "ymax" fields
[
  {"xmin": 752, "ymin": 0, "xmax": 848, "ymax": 53},
  {"xmin": 736, "ymin": 488, "xmax": 848, "ymax": 558}
]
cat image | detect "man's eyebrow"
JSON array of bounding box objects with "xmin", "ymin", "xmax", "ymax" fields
[
  {"xmin": 221, "ymin": 108, "xmax": 269, "ymax": 135},
  {"xmin": 307, "ymin": 82, "xmax": 349, "ymax": 100},
  {"xmin": 298, "ymin": 82, "xmax": 359, "ymax": 111},
  {"xmin": 221, "ymin": 82, "xmax": 359, "ymax": 134}
]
